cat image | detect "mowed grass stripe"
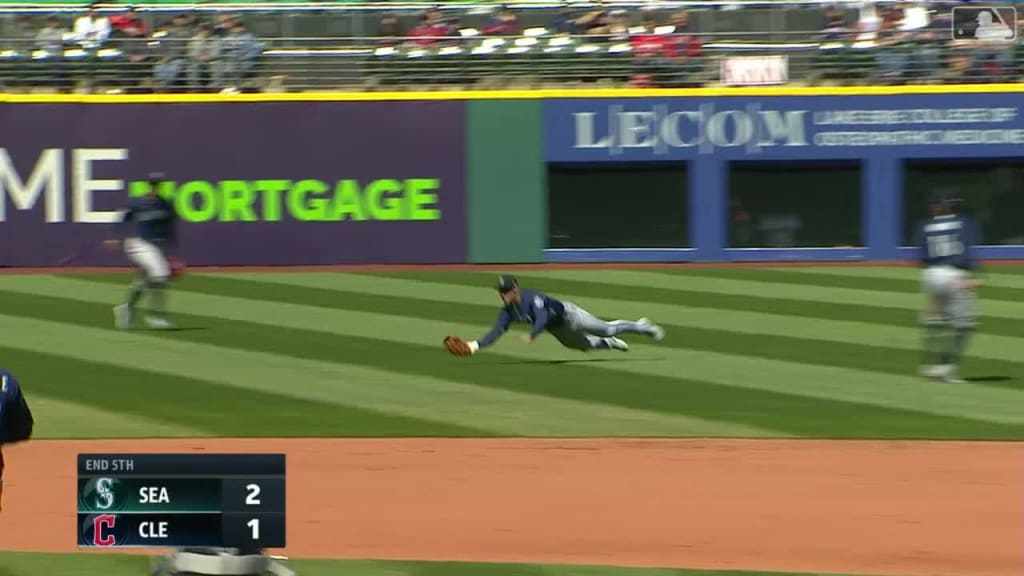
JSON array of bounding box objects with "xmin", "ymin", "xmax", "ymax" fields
[
  {"xmin": 527, "ymin": 269, "xmax": 1024, "ymax": 320},
  {"xmin": 777, "ymin": 265, "xmax": 1024, "ymax": 289},
  {"xmin": 352, "ymin": 271, "xmax": 1024, "ymax": 337},
  {"xmin": 27, "ymin": 394, "xmax": 203, "ymax": 439},
  {"xmin": 658, "ymin": 267, "xmax": 1024, "ymax": 303},
  {"xmin": 216, "ymin": 270, "xmax": 1022, "ymax": 390},
  {"xmin": 0, "ymin": 292, "xmax": 1016, "ymax": 439},
  {"xmin": 0, "ymin": 289, "xmax": 971, "ymax": 440},
  {"xmin": 0, "ymin": 292, "xmax": 776, "ymax": 438},
  {"xmin": 0, "ymin": 344, "xmax": 475, "ymax": 438},
  {"xmin": 210, "ymin": 271, "xmax": 1024, "ymax": 368},
  {"xmin": 15, "ymin": 276, "xmax": 1024, "ymax": 434}
]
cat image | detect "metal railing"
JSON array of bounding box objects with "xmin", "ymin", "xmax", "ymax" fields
[
  {"xmin": 0, "ymin": 0, "xmax": 904, "ymax": 42},
  {"xmin": 1, "ymin": 32, "xmax": 1022, "ymax": 93}
]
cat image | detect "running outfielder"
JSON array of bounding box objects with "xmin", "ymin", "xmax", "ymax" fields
[
  {"xmin": 105, "ymin": 173, "xmax": 182, "ymax": 330},
  {"xmin": 0, "ymin": 368, "xmax": 36, "ymax": 513},
  {"xmin": 915, "ymin": 190, "xmax": 984, "ymax": 383},
  {"xmin": 443, "ymin": 276, "xmax": 665, "ymax": 356}
]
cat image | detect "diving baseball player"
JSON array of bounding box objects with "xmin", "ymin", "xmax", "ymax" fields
[
  {"xmin": 915, "ymin": 190, "xmax": 984, "ymax": 383},
  {"xmin": 444, "ymin": 276, "xmax": 665, "ymax": 356},
  {"xmin": 0, "ymin": 368, "xmax": 36, "ymax": 512},
  {"xmin": 105, "ymin": 172, "xmax": 181, "ymax": 330}
]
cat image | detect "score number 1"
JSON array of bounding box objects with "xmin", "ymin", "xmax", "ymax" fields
[{"xmin": 246, "ymin": 484, "xmax": 261, "ymax": 539}]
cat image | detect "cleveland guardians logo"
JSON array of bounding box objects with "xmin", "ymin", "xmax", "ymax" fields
[
  {"xmin": 79, "ymin": 477, "xmax": 123, "ymax": 512},
  {"xmin": 93, "ymin": 514, "xmax": 117, "ymax": 546},
  {"xmin": 80, "ymin": 514, "xmax": 122, "ymax": 547}
]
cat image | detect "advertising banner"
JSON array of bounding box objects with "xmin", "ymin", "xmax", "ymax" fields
[
  {"xmin": 0, "ymin": 101, "xmax": 466, "ymax": 266},
  {"xmin": 545, "ymin": 93, "xmax": 1024, "ymax": 162}
]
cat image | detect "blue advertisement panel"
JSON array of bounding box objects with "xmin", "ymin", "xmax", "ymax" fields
[
  {"xmin": 544, "ymin": 94, "xmax": 1024, "ymax": 162},
  {"xmin": 542, "ymin": 92, "xmax": 1024, "ymax": 263}
]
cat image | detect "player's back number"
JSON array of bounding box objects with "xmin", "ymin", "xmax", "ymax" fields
[{"xmin": 928, "ymin": 233, "xmax": 964, "ymax": 258}]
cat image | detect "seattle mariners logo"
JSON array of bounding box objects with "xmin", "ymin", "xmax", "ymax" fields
[
  {"xmin": 80, "ymin": 478, "xmax": 123, "ymax": 512},
  {"xmin": 95, "ymin": 478, "xmax": 115, "ymax": 510}
]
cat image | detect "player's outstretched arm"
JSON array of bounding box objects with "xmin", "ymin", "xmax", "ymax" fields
[
  {"xmin": 474, "ymin": 309, "xmax": 512, "ymax": 350},
  {"xmin": 522, "ymin": 304, "xmax": 550, "ymax": 344}
]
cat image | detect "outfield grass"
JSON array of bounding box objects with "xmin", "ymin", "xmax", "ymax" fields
[
  {"xmin": 0, "ymin": 266, "xmax": 1018, "ymax": 440},
  {"xmin": 0, "ymin": 552, "xmax": 866, "ymax": 576}
]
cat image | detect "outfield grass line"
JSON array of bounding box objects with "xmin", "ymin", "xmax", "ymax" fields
[
  {"xmin": 0, "ymin": 345, "xmax": 483, "ymax": 437},
  {"xmin": 27, "ymin": 395, "xmax": 203, "ymax": 439},
  {"xmin": 209, "ymin": 272, "xmax": 1024, "ymax": 366},
  {"xmin": 10, "ymin": 277, "xmax": 1024, "ymax": 428},
  {"xmin": 7, "ymin": 289, "xmax": 1001, "ymax": 439},
  {"xmin": 0, "ymin": 312, "xmax": 774, "ymax": 438},
  {"xmin": 340, "ymin": 270, "xmax": 1024, "ymax": 336},
  {"xmin": 0, "ymin": 552, "xmax": 876, "ymax": 576},
  {"xmin": 524, "ymin": 270, "xmax": 1024, "ymax": 319},
  {"xmin": 777, "ymin": 266, "xmax": 1024, "ymax": 288}
]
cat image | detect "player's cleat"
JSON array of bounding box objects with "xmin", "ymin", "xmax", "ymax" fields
[
  {"xmin": 939, "ymin": 365, "xmax": 966, "ymax": 384},
  {"xmin": 606, "ymin": 337, "xmax": 630, "ymax": 351},
  {"xmin": 113, "ymin": 304, "xmax": 133, "ymax": 330},
  {"xmin": 145, "ymin": 316, "xmax": 175, "ymax": 330},
  {"xmin": 638, "ymin": 318, "xmax": 665, "ymax": 341},
  {"xmin": 919, "ymin": 364, "xmax": 943, "ymax": 379}
]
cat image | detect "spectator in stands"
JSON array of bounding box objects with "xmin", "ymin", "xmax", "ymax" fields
[
  {"xmin": 483, "ymin": 4, "xmax": 521, "ymax": 37},
  {"xmin": 221, "ymin": 21, "xmax": 263, "ymax": 90},
  {"xmin": 906, "ymin": 4, "xmax": 942, "ymax": 80},
  {"xmin": 552, "ymin": 3, "xmax": 580, "ymax": 35},
  {"xmin": 72, "ymin": 1, "xmax": 111, "ymax": 51},
  {"xmin": 665, "ymin": 10, "xmax": 703, "ymax": 87},
  {"xmin": 408, "ymin": 8, "xmax": 455, "ymax": 47},
  {"xmin": 606, "ymin": 10, "xmax": 631, "ymax": 41},
  {"xmin": 33, "ymin": 15, "xmax": 67, "ymax": 90},
  {"xmin": 35, "ymin": 16, "xmax": 65, "ymax": 56},
  {"xmin": 109, "ymin": 5, "xmax": 147, "ymax": 39},
  {"xmin": 212, "ymin": 14, "xmax": 239, "ymax": 38},
  {"xmin": 821, "ymin": 3, "xmax": 850, "ymax": 40},
  {"xmin": 109, "ymin": 4, "xmax": 150, "ymax": 81},
  {"xmin": 187, "ymin": 23, "xmax": 222, "ymax": 91},
  {"xmin": 874, "ymin": 11, "xmax": 909, "ymax": 82},
  {"xmin": 577, "ymin": 2, "xmax": 611, "ymax": 37},
  {"xmin": 629, "ymin": 16, "xmax": 671, "ymax": 86},
  {"xmin": 377, "ymin": 14, "xmax": 403, "ymax": 45},
  {"xmin": 153, "ymin": 14, "xmax": 190, "ymax": 90}
]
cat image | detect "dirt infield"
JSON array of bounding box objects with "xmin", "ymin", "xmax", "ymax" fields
[{"xmin": 2, "ymin": 438, "xmax": 1021, "ymax": 576}]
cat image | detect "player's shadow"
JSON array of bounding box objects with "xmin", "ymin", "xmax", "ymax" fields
[
  {"xmin": 965, "ymin": 376, "xmax": 1013, "ymax": 383},
  {"xmin": 146, "ymin": 326, "xmax": 207, "ymax": 332},
  {"xmin": 483, "ymin": 357, "xmax": 664, "ymax": 366}
]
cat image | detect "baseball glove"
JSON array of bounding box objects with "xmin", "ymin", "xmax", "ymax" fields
[{"xmin": 444, "ymin": 335, "xmax": 474, "ymax": 357}]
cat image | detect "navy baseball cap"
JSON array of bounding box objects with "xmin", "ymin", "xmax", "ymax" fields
[{"xmin": 496, "ymin": 275, "xmax": 518, "ymax": 293}]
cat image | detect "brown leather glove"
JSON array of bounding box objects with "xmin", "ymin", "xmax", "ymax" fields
[{"xmin": 444, "ymin": 336, "xmax": 475, "ymax": 357}]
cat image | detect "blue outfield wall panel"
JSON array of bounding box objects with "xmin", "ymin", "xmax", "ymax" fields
[
  {"xmin": 897, "ymin": 246, "xmax": 1024, "ymax": 260},
  {"xmin": 691, "ymin": 157, "xmax": 727, "ymax": 262},
  {"xmin": 542, "ymin": 93, "xmax": 1024, "ymax": 262},
  {"xmin": 545, "ymin": 248, "xmax": 697, "ymax": 263}
]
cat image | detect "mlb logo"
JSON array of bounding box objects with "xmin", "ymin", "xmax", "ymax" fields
[{"xmin": 952, "ymin": 6, "xmax": 1018, "ymax": 41}]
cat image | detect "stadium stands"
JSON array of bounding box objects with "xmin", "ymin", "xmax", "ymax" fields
[{"xmin": 0, "ymin": 0, "xmax": 1021, "ymax": 93}]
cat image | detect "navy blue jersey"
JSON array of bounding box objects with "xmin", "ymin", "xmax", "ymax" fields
[
  {"xmin": 0, "ymin": 368, "xmax": 32, "ymax": 444},
  {"xmin": 915, "ymin": 214, "xmax": 980, "ymax": 271},
  {"xmin": 478, "ymin": 288, "xmax": 568, "ymax": 347},
  {"xmin": 119, "ymin": 195, "xmax": 177, "ymax": 247}
]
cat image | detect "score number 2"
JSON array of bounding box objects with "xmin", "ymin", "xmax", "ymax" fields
[{"xmin": 246, "ymin": 484, "xmax": 261, "ymax": 506}]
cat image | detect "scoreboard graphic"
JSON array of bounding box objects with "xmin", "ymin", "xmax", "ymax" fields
[{"xmin": 77, "ymin": 454, "xmax": 286, "ymax": 549}]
